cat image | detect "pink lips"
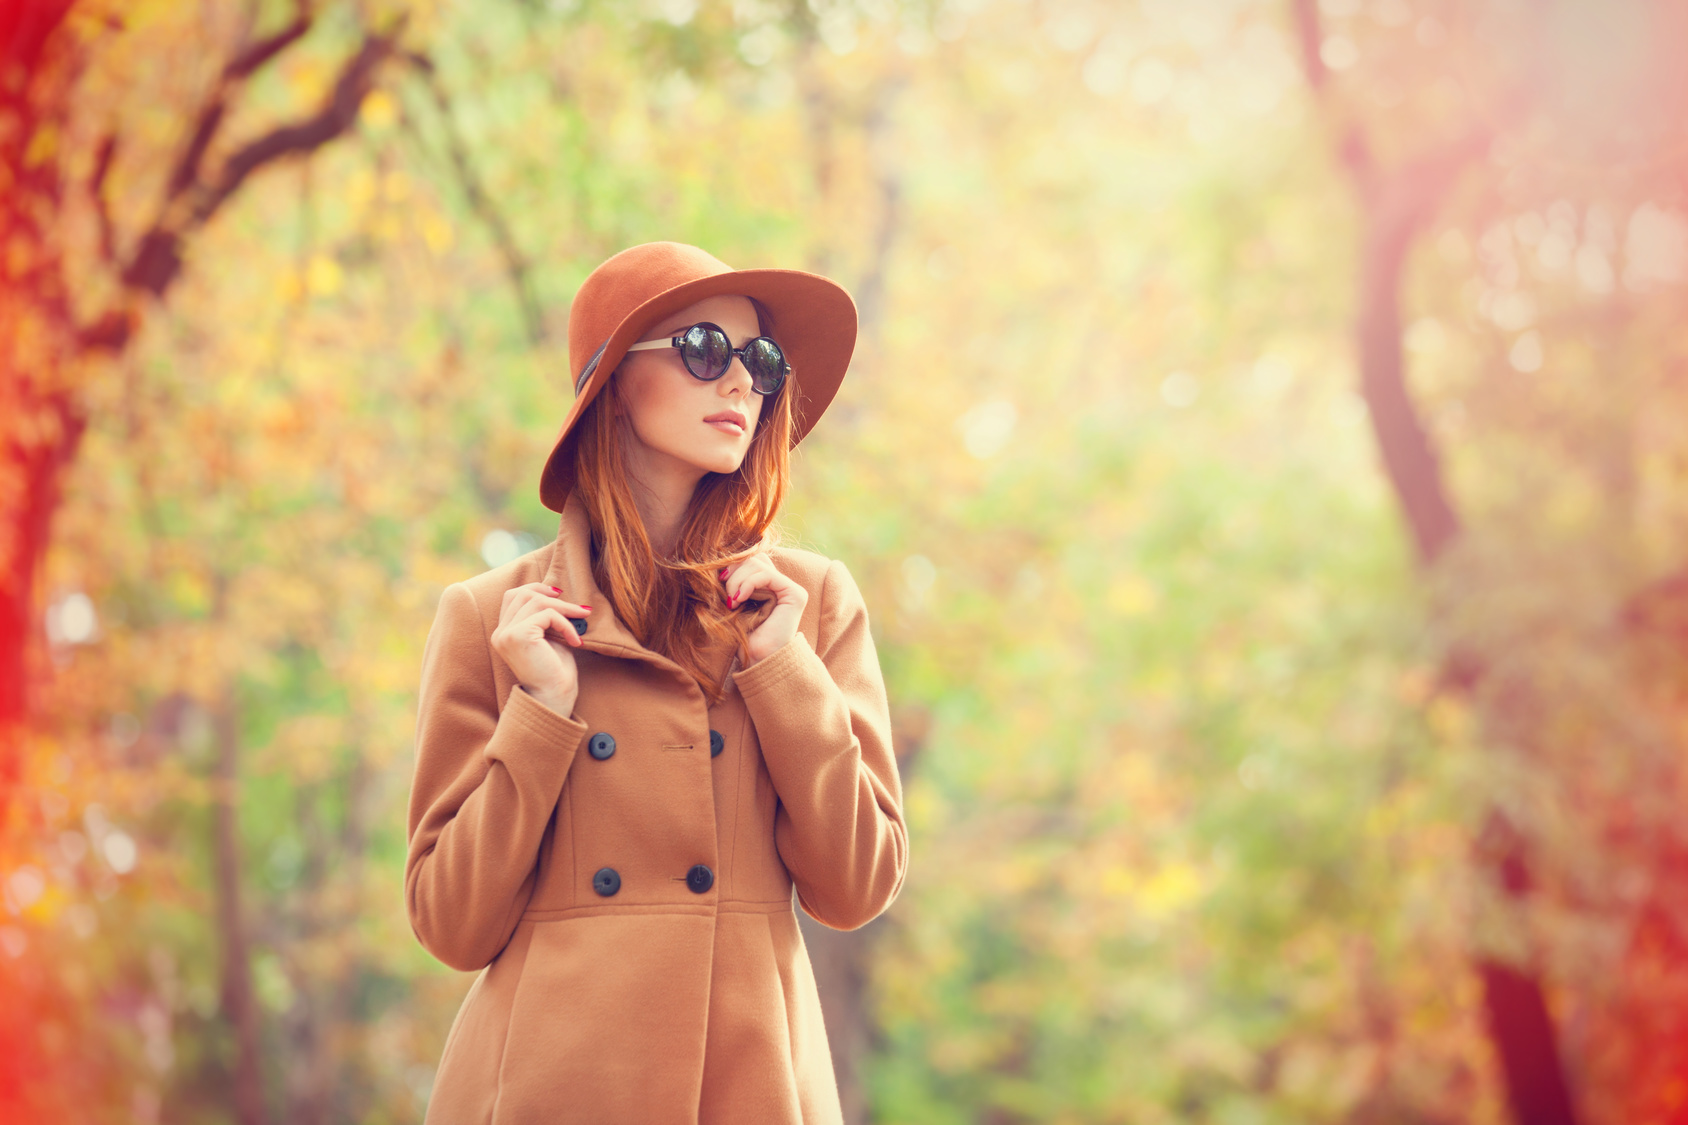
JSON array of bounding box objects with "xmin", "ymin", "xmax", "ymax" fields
[{"xmin": 704, "ymin": 411, "xmax": 747, "ymax": 434}]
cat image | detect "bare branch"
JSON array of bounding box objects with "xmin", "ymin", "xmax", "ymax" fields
[
  {"xmin": 405, "ymin": 48, "xmax": 546, "ymax": 344},
  {"xmin": 200, "ymin": 27, "xmax": 401, "ymax": 222},
  {"xmin": 112, "ymin": 25, "xmax": 401, "ymax": 297},
  {"xmin": 1288, "ymin": 0, "xmax": 1328, "ymax": 95},
  {"xmin": 88, "ymin": 130, "xmax": 117, "ymax": 263},
  {"xmin": 223, "ymin": 1, "xmax": 313, "ymax": 81},
  {"xmin": 1355, "ymin": 127, "xmax": 1487, "ymax": 566},
  {"xmin": 166, "ymin": 96, "xmax": 227, "ymax": 199}
]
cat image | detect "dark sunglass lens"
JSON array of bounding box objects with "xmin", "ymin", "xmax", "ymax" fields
[
  {"xmin": 744, "ymin": 338, "xmax": 787, "ymax": 393},
  {"xmin": 681, "ymin": 324, "xmax": 732, "ymax": 379}
]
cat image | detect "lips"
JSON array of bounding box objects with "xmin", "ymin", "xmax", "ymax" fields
[{"xmin": 704, "ymin": 411, "xmax": 748, "ymax": 434}]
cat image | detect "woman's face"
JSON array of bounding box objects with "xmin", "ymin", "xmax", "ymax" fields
[{"xmin": 613, "ymin": 293, "xmax": 767, "ymax": 483}]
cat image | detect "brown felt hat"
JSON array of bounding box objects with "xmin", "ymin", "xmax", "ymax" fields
[{"xmin": 539, "ymin": 241, "xmax": 858, "ymax": 512}]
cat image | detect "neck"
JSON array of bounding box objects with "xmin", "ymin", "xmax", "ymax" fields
[{"xmin": 626, "ymin": 451, "xmax": 704, "ymax": 559}]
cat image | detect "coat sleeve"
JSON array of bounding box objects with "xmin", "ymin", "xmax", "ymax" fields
[
  {"xmin": 733, "ymin": 558, "xmax": 908, "ymax": 930},
  {"xmin": 405, "ymin": 581, "xmax": 589, "ymax": 971}
]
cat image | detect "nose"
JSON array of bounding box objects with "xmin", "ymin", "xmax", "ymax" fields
[{"xmin": 720, "ymin": 355, "xmax": 753, "ymax": 396}]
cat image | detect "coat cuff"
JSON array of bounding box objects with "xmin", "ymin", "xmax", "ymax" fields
[
  {"xmin": 483, "ymin": 685, "xmax": 590, "ymax": 799},
  {"xmin": 732, "ymin": 631, "xmax": 817, "ymax": 699}
]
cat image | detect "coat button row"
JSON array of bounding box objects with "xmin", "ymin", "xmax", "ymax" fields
[
  {"xmin": 587, "ymin": 731, "xmax": 723, "ymax": 760},
  {"xmin": 591, "ymin": 865, "xmax": 714, "ymax": 897}
]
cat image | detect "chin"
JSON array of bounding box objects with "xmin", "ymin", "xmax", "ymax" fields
[{"xmin": 694, "ymin": 450, "xmax": 748, "ymax": 476}]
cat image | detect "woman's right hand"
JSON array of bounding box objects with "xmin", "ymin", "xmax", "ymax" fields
[{"xmin": 490, "ymin": 583, "xmax": 592, "ymax": 718}]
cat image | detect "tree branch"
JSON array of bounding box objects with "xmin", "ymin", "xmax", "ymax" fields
[
  {"xmin": 108, "ymin": 22, "xmax": 402, "ymax": 301},
  {"xmin": 166, "ymin": 96, "xmax": 228, "ymax": 199},
  {"xmin": 1288, "ymin": 0, "xmax": 1328, "ymax": 95},
  {"xmin": 1355, "ymin": 129, "xmax": 1487, "ymax": 566},
  {"xmin": 223, "ymin": 0, "xmax": 312, "ymax": 81},
  {"xmin": 1287, "ymin": 4, "xmax": 1582, "ymax": 1123},
  {"xmin": 88, "ymin": 130, "xmax": 117, "ymax": 263},
  {"xmin": 200, "ymin": 26, "xmax": 401, "ymax": 223},
  {"xmin": 404, "ymin": 49, "xmax": 546, "ymax": 344}
]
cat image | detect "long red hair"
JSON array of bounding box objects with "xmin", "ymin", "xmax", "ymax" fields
[{"xmin": 571, "ymin": 300, "xmax": 797, "ymax": 702}]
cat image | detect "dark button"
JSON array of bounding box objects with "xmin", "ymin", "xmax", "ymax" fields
[
  {"xmin": 569, "ymin": 616, "xmax": 588, "ymax": 636},
  {"xmin": 592, "ymin": 867, "xmax": 621, "ymax": 897},
  {"xmin": 710, "ymin": 730, "xmax": 724, "ymax": 758},
  {"xmin": 686, "ymin": 864, "xmax": 714, "ymax": 894},
  {"xmin": 588, "ymin": 732, "xmax": 616, "ymax": 760}
]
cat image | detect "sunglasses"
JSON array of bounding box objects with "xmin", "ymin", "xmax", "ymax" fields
[{"xmin": 624, "ymin": 322, "xmax": 790, "ymax": 396}]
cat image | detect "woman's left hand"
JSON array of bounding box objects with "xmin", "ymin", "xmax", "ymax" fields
[{"xmin": 721, "ymin": 553, "xmax": 808, "ymax": 667}]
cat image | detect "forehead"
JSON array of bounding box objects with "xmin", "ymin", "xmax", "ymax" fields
[{"xmin": 652, "ymin": 293, "xmax": 759, "ymax": 336}]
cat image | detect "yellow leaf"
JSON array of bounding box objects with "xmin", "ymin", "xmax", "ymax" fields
[
  {"xmin": 360, "ymin": 89, "xmax": 398, "ymax": 130},
  {"xmin": 1138, "ymin": 861, "xmax": 1203, "ymax": 919},
  {"xmin": 1106, "ymin": 574, "xmax": 1158, "ymax": 617},
  {"xmin": 421, "ymin": 212, "xmax": 454, "ymax": 254},
  {"xmin": 305, "ymin": 255, "xmax": 343, "ymax": 297}
]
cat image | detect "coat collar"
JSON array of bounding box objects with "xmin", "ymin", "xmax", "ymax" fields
[
  {"xmin": 540, "ymin": 488, "xmax": 650, "ymax": 662},
  {"xmin": 539, "ymin": 489, "xmax": 741, "ymax": 685}
]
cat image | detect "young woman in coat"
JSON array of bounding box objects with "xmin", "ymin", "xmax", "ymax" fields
[{"xmin": 405, "ymin": 241, "xmax": 907, "ymax": 1124}]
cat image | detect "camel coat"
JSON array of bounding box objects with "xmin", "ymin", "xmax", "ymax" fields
[{"xmin": 405, "ymin": 490, "xmax": 907, "ymax": 1124}]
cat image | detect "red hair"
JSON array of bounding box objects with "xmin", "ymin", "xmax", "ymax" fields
[{"xmin": 571, "ymin": 301, "xmax": 796, "ymax": 702}]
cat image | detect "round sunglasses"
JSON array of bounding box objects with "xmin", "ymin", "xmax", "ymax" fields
[{"xmin": 624, "ymin": 322, "xmax": 790, "ymax": 396}]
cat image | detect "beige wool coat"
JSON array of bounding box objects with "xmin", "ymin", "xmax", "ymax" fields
[{"xmin": 405, "ymin": 490, "xmax": 907, "ymax": 1124}]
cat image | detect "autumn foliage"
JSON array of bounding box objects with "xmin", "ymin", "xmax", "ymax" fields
[{"xmin": 6, "ymin": 1, "xmax": 1688, "ymax": 1123}]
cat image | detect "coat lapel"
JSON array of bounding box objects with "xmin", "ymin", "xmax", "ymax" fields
[
  {"xmin": 540, "ymin": 489, "xmax": 743, "ymax": 685},
  {"xmin": 540, "ymin": 489, "xmax": 655, "ymax": 663}
]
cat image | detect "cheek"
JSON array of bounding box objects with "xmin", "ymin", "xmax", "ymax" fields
[
  {"xmin": 620, "ymin": 369, "xmax": 676, "ymax": 429},
  {"xmin": 622, "ymin": 371, "xmax": 706, "ymax": 447}
]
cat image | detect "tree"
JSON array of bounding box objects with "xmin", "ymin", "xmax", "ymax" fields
[
  {"xmin": 0, "ymin": 0, "xmax": 400, "ymax": 797},
  {"xmin": 1289, "ymin": 0, "xmax": 1688, "ymax": 1118},
  {"xmin": 1, "ymin": 3, "xmax": 403, "ymax": 1119}
]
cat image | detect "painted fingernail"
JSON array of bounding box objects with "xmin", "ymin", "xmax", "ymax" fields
[
  {"xmin": 580, "ymin": 605, "xmax": 593, "ymax": 611},
  {"xmin": 550, "ymin": 586, "xmax": 563, "ymax": 595},
  {"xmin": 719, "ymin": 568, "xmax": 728, "ymax": 579}
]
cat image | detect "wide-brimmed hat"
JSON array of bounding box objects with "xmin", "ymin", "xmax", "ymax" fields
[{"xmin": 538, "ymin": 241, "xmax": 858, "ymax": 512}]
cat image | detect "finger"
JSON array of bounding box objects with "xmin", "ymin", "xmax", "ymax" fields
[
  {"xmin": 533, "ymin": 583, "xmax": 594, "ymax": 612},
  {"xmin": 535, "ymin": 607, "xmax": 585, "ymax": 648},
  {"xmin": 511, "ymin": 584, "xmax": 594, "ymax": 618},
  {"xmin": 726, "ymin": 562, "xmax": 771, "ymax": 607},
  {"xmin": 512, "ymin": 581, "xmax": 591, "ymax": 607}
]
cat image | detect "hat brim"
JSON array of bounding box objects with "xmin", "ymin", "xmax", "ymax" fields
[{"xmin": 539, "ymin": 268, "xmax": 857, "ymax": 513}]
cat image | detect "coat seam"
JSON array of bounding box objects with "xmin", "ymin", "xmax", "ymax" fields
[
  {"xmin": 484, "ymin": 925, "xmax": 534, "ymax": 1125},
  {"xmin": 727, "ymin": 705, "xmax": 750, "ymax": 901},
  {"xmin": 566, "ymin": 767, "xmax": 578, "ymax": 909},
  {"xmin": 519, "ymin": 900, "xmax": 791, "ymax": 921},
  {"xmin": 768, "ymin": 911, "xmax": 803, "ymax": 1123},
  {"xmin": 462, "ymin": 581, "xmax": 503, "ymax": 718}
]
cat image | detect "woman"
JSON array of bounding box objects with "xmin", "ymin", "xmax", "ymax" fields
[{"xmin": 405, "ymin": 241, "xmax": 907, "ymax": 1125}]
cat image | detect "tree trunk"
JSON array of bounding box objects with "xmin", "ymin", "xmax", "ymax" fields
[
  {"xmin": 211, "ymin": 653, "xmax": 268, "ymax": 1125},
  {"xmin": 1351, "ymin": 147, "xmax": 1581, "ymax": 1125},
  {"xmin": 799, "ymin": 912, "xmax": 876, "ymax": 1125},
  {"xmin": 0, "ymin": 385, "xmax": 84, "ymax": 746},
  {"xmin": 801, "ymin": 706, "xmax": 928, "ymax": 1123},
  {"xmin": 0, "ymin": 2, "xmax": 399, "ymax": 809},
  {"xmin": 1285, "ymin": 1, "xmax": 1583, "ymax": 1117}
]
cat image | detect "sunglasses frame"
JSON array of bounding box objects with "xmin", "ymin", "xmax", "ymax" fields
[{"xmin": 624, "ymin": 321, "xmax": 790, "ymax": 396}]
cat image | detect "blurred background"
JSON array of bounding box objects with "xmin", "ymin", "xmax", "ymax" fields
[{"xmin": 4, "ymin": 0, "xmax": 1688, "ymax": 1121}]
